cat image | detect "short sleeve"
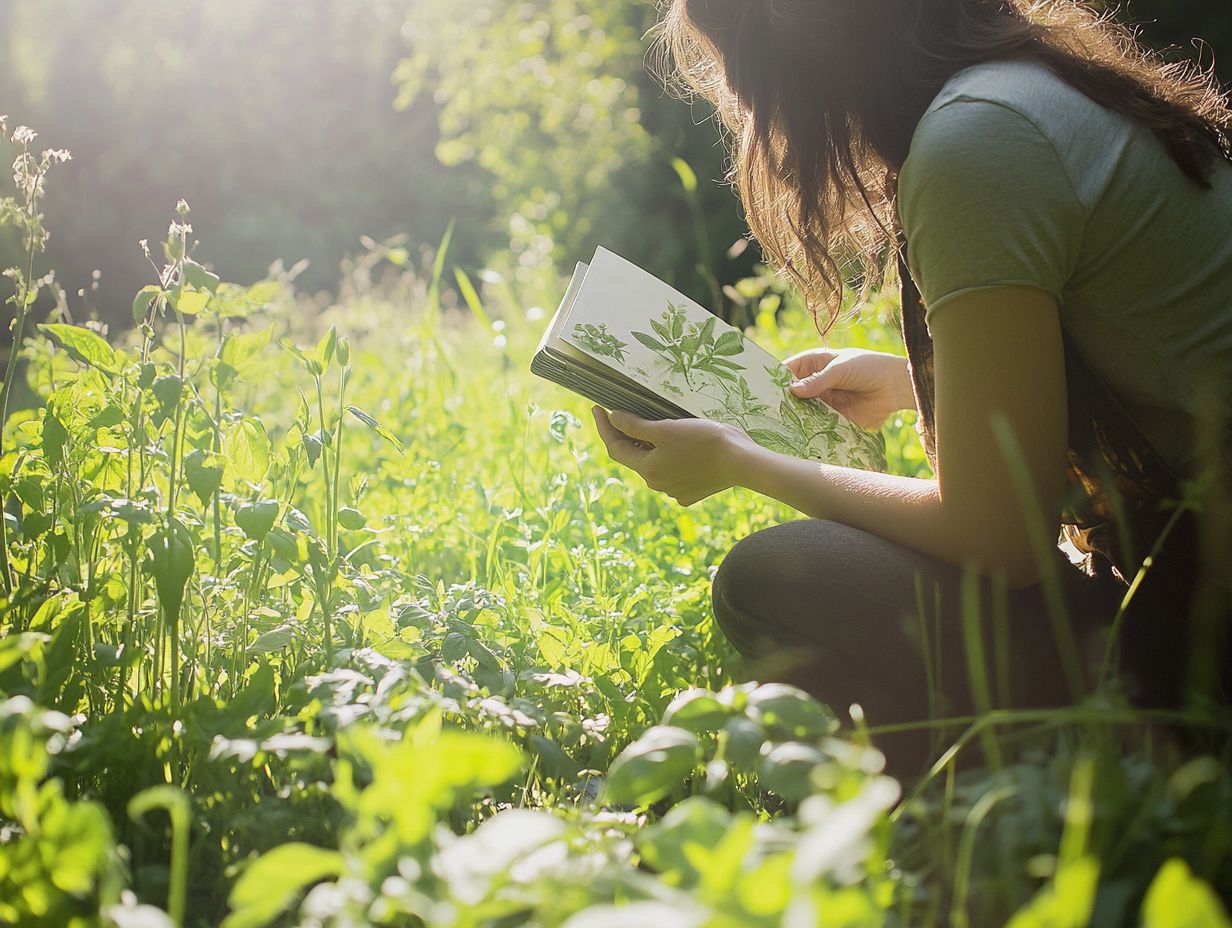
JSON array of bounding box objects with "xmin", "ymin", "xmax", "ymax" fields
[{"xmin": 897, "ymin": 99, "xmax": 1085, "ymax": 323}]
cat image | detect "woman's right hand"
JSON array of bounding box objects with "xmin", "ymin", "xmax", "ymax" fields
[{"xmin": 785, "ymin": 348, "xmax": 915, "ymax": 430}]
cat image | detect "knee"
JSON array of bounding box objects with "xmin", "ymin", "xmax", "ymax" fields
[{"xmin": 710, "ymin": 520, "xmax": 834, "ymax": 657}]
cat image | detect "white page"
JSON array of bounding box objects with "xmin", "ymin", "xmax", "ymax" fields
[{"xmin": 561, "ymin": 247, "xmax": 884, "ymax": 470}]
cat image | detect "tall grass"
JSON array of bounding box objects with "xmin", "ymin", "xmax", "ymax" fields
[{"xmin": 0, "ymin": 122, "xmax": 1229, "ymax": 927}]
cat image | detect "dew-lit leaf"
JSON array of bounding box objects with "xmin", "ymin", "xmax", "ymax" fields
[{"xmin": 39, "ymin": 323, "xmax": 118, "ymax": 374}]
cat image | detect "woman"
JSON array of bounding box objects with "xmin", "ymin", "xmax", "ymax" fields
[{"xmin": 591, "ymin": 0, "xmax": 1232, "ymax": 768}]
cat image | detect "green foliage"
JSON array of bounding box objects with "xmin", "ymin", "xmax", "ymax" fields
[
  {"xmin": 0, "ymin": 141, "xmax": 1230, "ymax": 928},
  {"xmin": 393, "ymin": 0, "xmax": 751, "ymax": 300}
]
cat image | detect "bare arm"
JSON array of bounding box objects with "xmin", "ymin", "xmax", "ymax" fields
[{"xmin": 593, "ymin": 287, "xmax": 1069, "ymax": 586}]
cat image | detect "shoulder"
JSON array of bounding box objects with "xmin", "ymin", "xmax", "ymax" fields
[
  {"xmin": 920, "ymin": 58, "xmax": 1107, "ymax": 134},
  {"xmin": 902, "ymin": 60, "xmax": 1085, "ymax": 184},
  {"xmin": 900, "ymin": 59, "xmax": 1124, "ymax": 206}
]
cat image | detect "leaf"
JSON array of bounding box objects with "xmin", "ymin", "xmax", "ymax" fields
[
  {"xmin": 251, "ymin": 625, "xmax": 294, "ymax": 653},
  {"xmin": 223, "ymin": 419, "xmax": 272, "ymax": 486},
  {"xmin": 131, "ymin": 285, "xmax": 163, "ymax": 324},
  {"xmin": 147, "ymin": 518, "xmax": 195, "ymax": 622},
  {"xmin": 757, "ymin": 742, "xmax": 829, "ymax": 801},
  {"xmin": 150, "ymin": 375, "xmax": 184, "ymax": 428},
  {"xmin": 745, "ymin": 683, "xmax": 836, "ymax": 738},
  {"xmin": 632, "ymin": 331, "xmax": 667, "ymax": 352},
  {"xmin": 184, "ymin": 449, "xmax": 224, "ymax": 505},
  {"xmin": 700, "ymin": 315, "xmax": 717, "ymax": 343},
  {"xmin": 41, "ymin": 409, "xmax": 69, "ymax": 469},
  {"xmin": 315, "ymin": 325, "xmax": 337, "ymax": 370},
  {"xmin": 669, "ymin": 309, "xmax": 685, "ymax": 341},
  {"xmin": 181, "ymin": 259, "xmax": 221, "ymax": 294},
  {"xmin": 713, "ymin": 330, "xmax": 745, "ymax": 356},
  {"xmin": 454, "ymin": 267, "xmax": 495, "ymax": 333},
  {"xmin": 246, "ymin": 281, "xmax": 281, "ymax": 306},
  {"xmin": 1140, "ymin": 858, "xmax": 1232, "ymax": 928},
  {"xmin": 337, "ymin": 507, "xmax": 366, "ymax": 530},
  {"xmin": 346, "ymin": 405, "xmax": 405, "ymax": 453},
  {"xmin": 220, "ymin": 325, "xmax": 274, "ymax": 375},
  {"xmin": 661, "ymin": 689, "xmax": 734, "ymax": 733},
  {"xmin": 221, "ymin": 843, "xmax": 343, "ymax": 928},
  {"xmin": 175, "ymin": 288, "xmax": 210, "ymax": 316},
  {"xmin": 670, "ymin": 156, "xmax": 698, "ymax": 193},
  {"xmin": 39, "ymin": 323, "xmax": 118, "ymax": 374},
  {"xmin": 236, "ymin": 499, "xmax": 279, "ymax": 541},
  {"xmin": 604, "ymin": 725, "xmax": 699, "ymax": 807}
]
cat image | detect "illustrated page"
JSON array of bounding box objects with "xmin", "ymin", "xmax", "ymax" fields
[{"xmin": 562, "ymin": 247, "xmax": 885, "ymax": 470}]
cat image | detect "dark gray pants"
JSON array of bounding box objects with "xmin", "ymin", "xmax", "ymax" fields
[{"xmin": 710, "ymin": 520, "xmax": 1125, "ymax": 771}]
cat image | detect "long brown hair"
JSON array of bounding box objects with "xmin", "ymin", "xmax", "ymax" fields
[{"xmin": 656, "ymin": 0, "xmax": 1232, "ymax": 331}]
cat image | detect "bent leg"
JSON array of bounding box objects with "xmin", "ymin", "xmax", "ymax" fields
[{"xmin": 710, "ymin": 520, "xmax": 1110, "ymax": 771}]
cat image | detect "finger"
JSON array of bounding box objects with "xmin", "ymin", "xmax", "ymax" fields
[
  {"xmin": 783, "ymin": 349, "xmax": 836, "ymax": 379},
  {"xmin": 790, "ymin": 364, "xmax": 843, "ymax": 398},
  {"xmin": 607, "ymin": 409, "xmax": 662, "ymax": 444},
  {"xmin": 592, "ymin": 407, "xmax": 651, "ymax": 466}
]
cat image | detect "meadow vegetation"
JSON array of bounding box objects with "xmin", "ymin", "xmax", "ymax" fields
[{"xmin": 1, "ymin": 115, "xmax": 1231, "ymax": 928}]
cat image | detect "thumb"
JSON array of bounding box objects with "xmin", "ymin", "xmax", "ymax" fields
[
  {"xmin": 608, "ymin": 409, "xmax": 661, "ymax": 442},
  {"xmin": 790, "ymin": 365, "xmax": 842, "ymax": 398}
]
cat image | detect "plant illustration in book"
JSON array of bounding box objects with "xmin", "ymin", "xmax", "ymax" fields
[
  {"xmin": 567, "ymin": 297, "xmax": 884, "ymax": 469},
  {"xmin": 630, "ymin": 303, "xmax": 746, "ymax": 392},
  {"xmin": 571, "ymin": 322, "xmax": 629, "ymax": 363}
]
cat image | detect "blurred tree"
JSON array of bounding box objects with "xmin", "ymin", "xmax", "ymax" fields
[
  {"xmin": 393, "ymin": 0, "xmax": 753, "ymax": 312},
  {"xmin": 0, "ymin": 0, "xmax": 484, "ymax": 325}
]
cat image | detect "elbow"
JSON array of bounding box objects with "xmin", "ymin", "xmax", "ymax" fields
[
  {"xmin": 958, "ymin": 537, "xmax": 1048, "ymax": 589},
  {"xmin": 945, "ymin": 505, "xmax": 1054, "ymax": 589}
]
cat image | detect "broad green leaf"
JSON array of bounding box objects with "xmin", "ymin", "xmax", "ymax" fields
[
  {"xmin": 147, "ymin": 518, "xmax": 195, "ymax": 622},
  {"xmin": 604, "ymin": 725, "xmax": 699, "ymax": 807},
  {"xmin": 337, "ymin": 506, "xmax": 366, "ymax": 530},
  {"xmin": 251, "ymin": 625, "xmax": 294, "ymax": 653},
  {"xmin": 757, "ymin": 742, "xmax": 829, "ymax": 801},
  {"xmin": 713, "ymin": 330, "xmax": 745, "ymax": 356},
  {"xmin": 175, "ymin": 288, "xmax": 210, "ymax": 316},
  {"xmin": 1141, "ymin": 859, "xmax": 1232, "ymax": 928},
  {"xmin": 184, "ymin": 449, "xmax": 224, "ymax": 504},
  {"xmin": 315, "ymin": 325, "xmax": 337, "ymax": 370},
  {"xmin": 224, "ymin": 419, "xmax": 272, "ymax": 486},
  {"xmin": 40, "ymin": 410, "xmax": 69, "ymax": 469},
  {"xmin": 220, "ymin": 325, "xmax": 274, "ymax": 375},
  {"xmin": 745, "ymin": 683, "xmax": 836, "ymax": 738},
  {"xmin": 722, "ymin": 717, "xmax": 769, "ymax": 769},
  {"xmin": 246, "ymin": 280, "xmax": 281, "ymax": 306},
  {"xmin": 132, "ymin": 285, "xmax": 163, "ymax": 323},
  {"xmin": 221, "ymin": 843, "xmax": 343, "ymax": 928},
  {"xmin": 39, "ymin": 323, "xmax": 118, "ymax": 374},
  {"xmin": 661, "ymin": 689, "xmax": 734, "ymax": 733},
  {"xmin": 182, "ymin": 259, "xmax": 220, "ymax": 294},
  {"xmin": 235, "ymin": 499, "xmax": 279, "ymax": 541},
  {"xmin": 638, "ymin": 796, "xmax": 734, "ymax": 880}
]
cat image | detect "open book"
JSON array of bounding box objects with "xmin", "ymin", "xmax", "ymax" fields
[{"xmin": 531, "ymin": 247, "xmax": 885, "ymax": 471}]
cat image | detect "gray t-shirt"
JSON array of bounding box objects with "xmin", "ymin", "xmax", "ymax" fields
[{"xmin": 898, "ymin": 58, "xmax": 1232, "ymax": 472}]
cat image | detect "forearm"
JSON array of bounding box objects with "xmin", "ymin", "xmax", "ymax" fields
[
  {"xmin": 729, "ymin": 440, "xmax": 1041, "ymax": 585},
  {"xmin": 890, "ymin": 355, "xmax": 917, "ymax": 412}
]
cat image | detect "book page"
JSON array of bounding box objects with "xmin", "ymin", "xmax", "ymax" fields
[{"xmin": 560, "ymin": 247, "xmax": 885, "ymax": 470}]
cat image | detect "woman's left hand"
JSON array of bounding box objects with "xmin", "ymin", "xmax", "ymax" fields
[{"xmin": 591, "ymin": 406, "xmax": 753, "ymax": 506}]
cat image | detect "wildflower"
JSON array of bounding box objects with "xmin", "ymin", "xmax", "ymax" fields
[{"xmin": 11, "ymin": 125, "xmax": 36, "ymax": 146}]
